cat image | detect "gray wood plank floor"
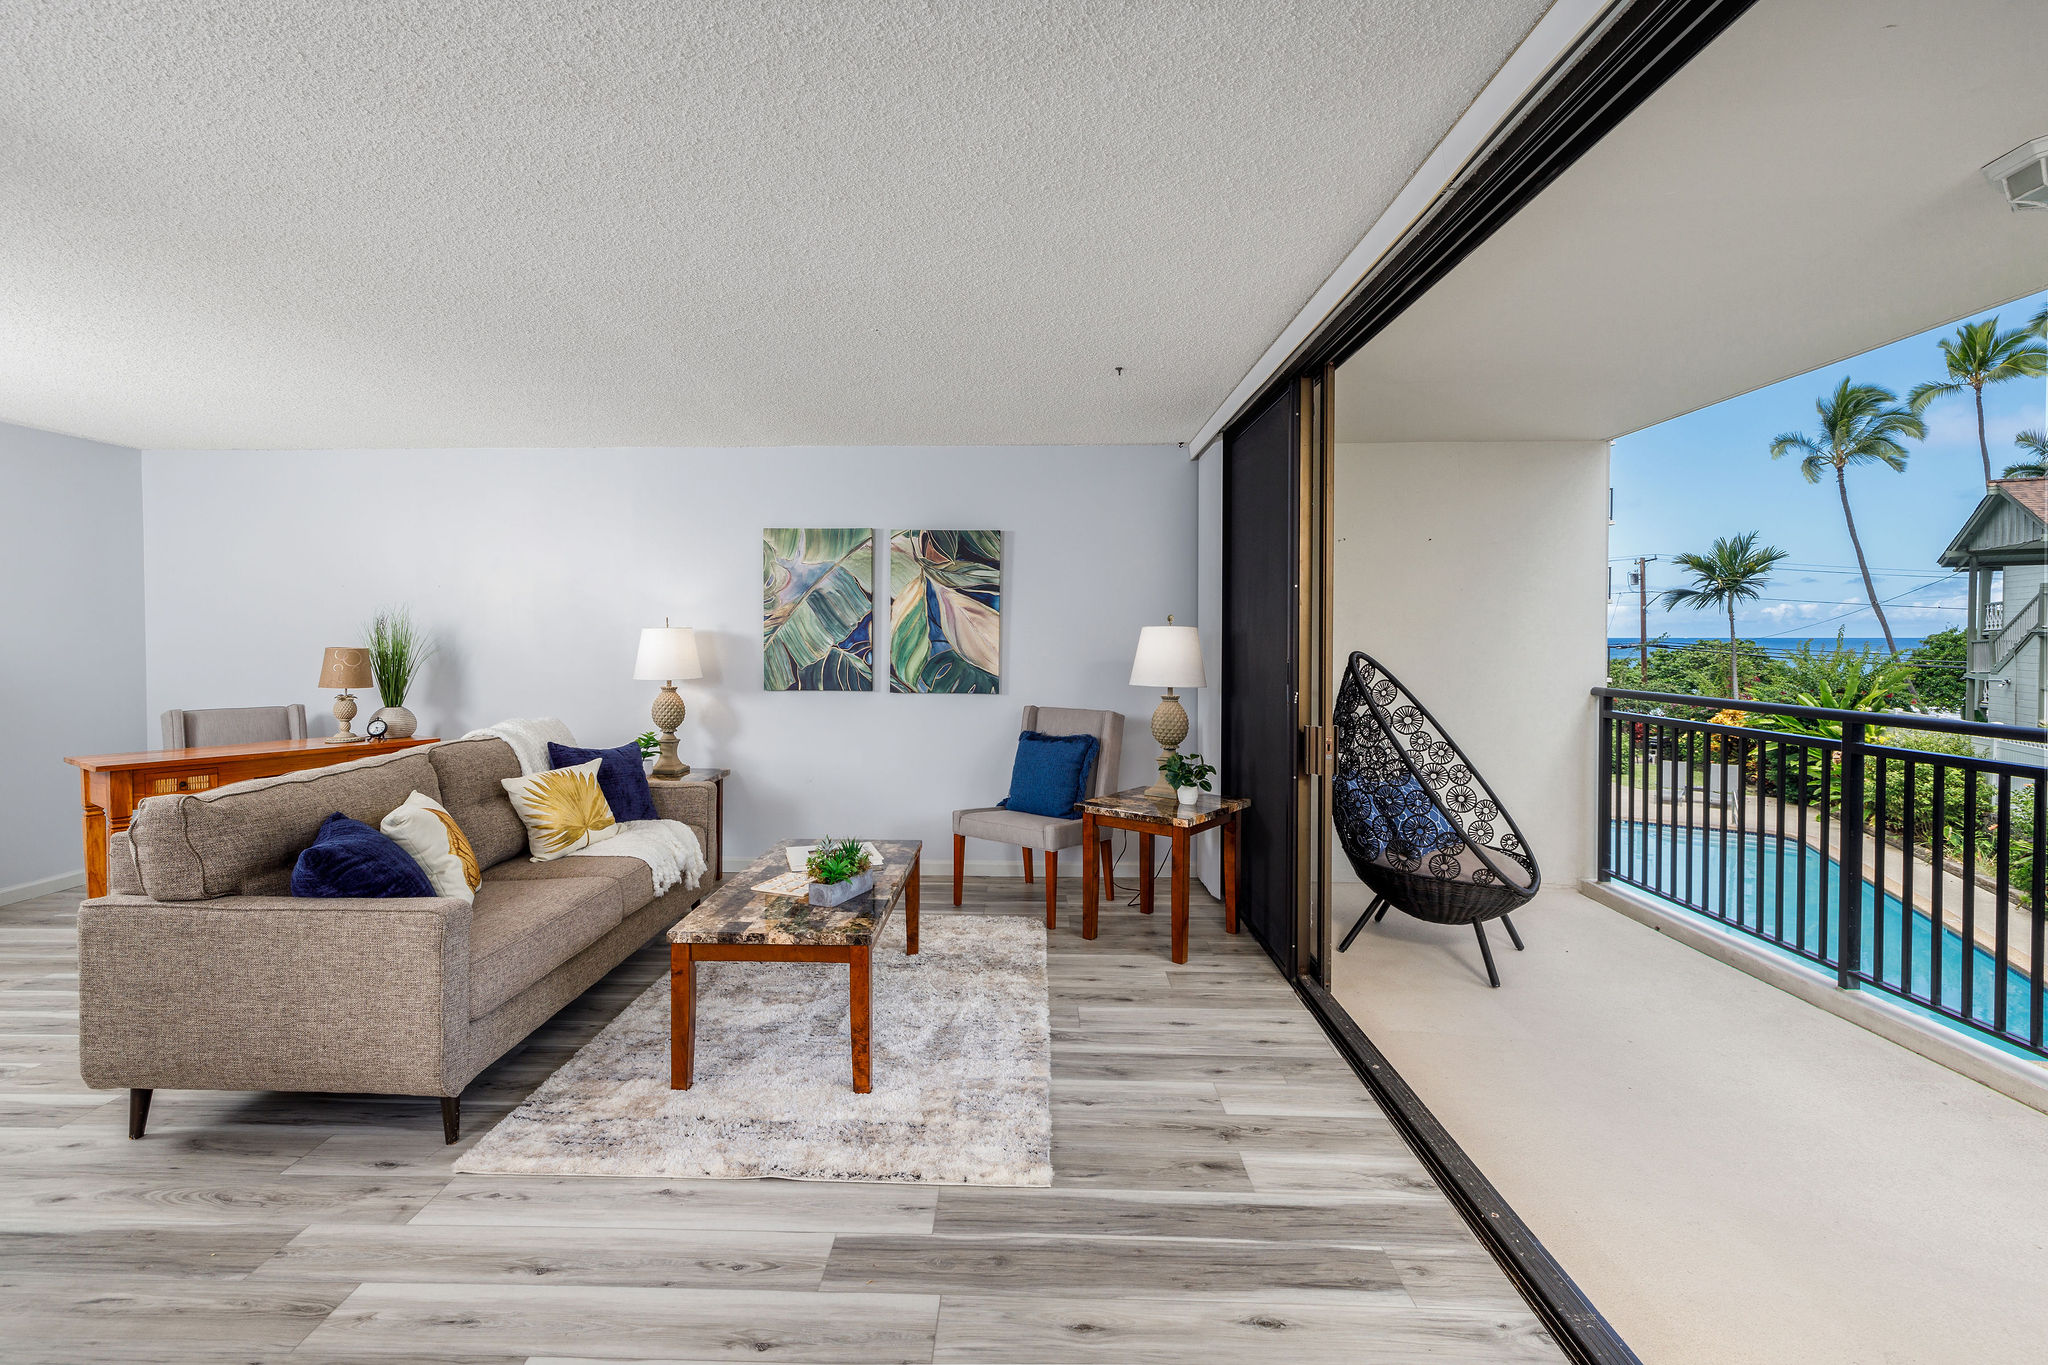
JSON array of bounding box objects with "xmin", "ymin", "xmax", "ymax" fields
[{"xmin": 0, "ymin": 875, "xmax": 1561, "ymax": 1362}]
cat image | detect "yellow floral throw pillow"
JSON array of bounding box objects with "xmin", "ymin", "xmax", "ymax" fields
[
  {"xmin": 500, "ymin": 758, "xmax": 619, "ymax": 862},
  {"xmin": 380, "ymin": 789, "xmax": 483, "ymax": 903}
]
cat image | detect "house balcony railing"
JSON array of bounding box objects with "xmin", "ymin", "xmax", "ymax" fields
[
  {"xmin": 1594, "ymin": 688, "xmax": 2047, "ymax": 1061},
  {"xmin": 1984, "ymin": 600, "xmax": 2004, "ymax": 633}
]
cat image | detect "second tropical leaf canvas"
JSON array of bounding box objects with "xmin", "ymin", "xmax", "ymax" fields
[
  {"xmin": 890, "ymin": 529, "xmax": 1001, "ymax": 693},
  {"xmin": 763, "ymin": 527, "xmax": 874, "ymax": 690}
]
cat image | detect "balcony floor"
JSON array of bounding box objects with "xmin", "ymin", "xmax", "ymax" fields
[
  {"xmin": 0, "ymin": 878, "xmax": 1557, "ymax": 1362},
  {"xmin": 1330, "ymin": 883, "xmax": 2048, "ymax": 1365}
]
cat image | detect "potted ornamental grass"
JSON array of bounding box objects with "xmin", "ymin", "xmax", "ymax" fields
[
  {"xmin": 804, "ymin": 837, "xmax": 876, "ymax": 907},
  {"xmin": 1161, "ymin": 752, "xmax": 1216, "ymax": 806},
  {"xmin": 365, "ymin": 606, "xmax": 436, "ymax": 739}
]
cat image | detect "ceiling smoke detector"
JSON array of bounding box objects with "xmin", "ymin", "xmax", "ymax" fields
[{"xmin": 1983, "ymin": 138, "xmax": 2048, "ymax": 211}]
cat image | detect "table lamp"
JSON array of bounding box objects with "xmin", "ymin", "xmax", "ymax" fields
[
  {"xmin": 1130, "ymin": 616, "xmax": 1206, "ymax": 799},
  {"xmin": 318, "ymin": 646, "xmax": 374, "ymax": 744},
  {"xmin": 635, "ymin": 622, "xmax": 702, "ymax": 779}
]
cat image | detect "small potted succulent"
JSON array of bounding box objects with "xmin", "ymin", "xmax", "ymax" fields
[
  {"xmin": 805, "ymin": 837, "xmax": 876, "ymax": 907},
  {"xmin": 1160, "ymin": 752, "xmax": 1215, "ymax": 806}
]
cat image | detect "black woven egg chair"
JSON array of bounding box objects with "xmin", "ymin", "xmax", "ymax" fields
[{"xmin": 1332, "ymin": 651, "xmax": 1540, "ymax": 986}]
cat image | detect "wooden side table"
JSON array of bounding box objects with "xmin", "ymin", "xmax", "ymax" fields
[
  {"xmin": 1079, "ymin": 788, "xmax": 1248, "ymax": 964},
  {"xmin": 651, "ymin": 767, "xmax": 729, "ymax": 881}
]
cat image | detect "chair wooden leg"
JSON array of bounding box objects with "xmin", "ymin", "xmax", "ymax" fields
[
  {"xmin": 952, "ymin": 834, "xmax": 964, "ymax": 907},
  {"xmin": 1044, "ymin": 849, "xmax": 1058, "ymax": 929},
  {"xmin": 1022, "ymin": 848, "xmax": 1034, "ymax": 883},
  {"xmin": 1473, "ymin": 922, "xmax": 1501, "ymax": 988},
  {"xmin": 128, "ymin": 1088, "xmax": 152, "ymax": 1140},
  {"xmin": 440, "ymin": 1096, "xmax": 461, "ymax": 1144},
  {"xmin": 1097, "ymin": 837, "xmax": 1116, "ymax": 899}
]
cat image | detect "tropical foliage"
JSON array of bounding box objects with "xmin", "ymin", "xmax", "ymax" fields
[
  {"xmin": 1654, "ymin": 532, "xmax": 1789, "ymax": 697},
  {"xmin": 763, "ymin": 528, "xmax": 874, "ymax": 691},
  {"xmin": 889, "ymin": 529, "xmax": 1001, "ymax": 694},
  {"xmin": 1769, "ymin": 378, "xmax": 1924, "ymax": 652},
  {"xmin": 1161, "ymin": 752, "xmax": 1215, "ymax": 792},
  {"xmin": 2005, "ymin": 430, "xmax": 2047, "ymax": 480},
  {"xmin": 1902, "ymin": 628, "xmax": 1968, "ymax": 712},
  {"xmin": 365, "ymin": 606, "xmax": 435, "ymax": 709},
  {"xmin": 1906, "ymin": 317, "xmax": 2047, "ymax": 487}
]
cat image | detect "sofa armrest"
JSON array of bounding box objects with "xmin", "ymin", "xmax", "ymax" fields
[
  {"xmin": 649, "ymin": 779, "xmax": 720, "ymax": 876},
  {"xmin": 77, "ymin": 894, "xmax": 472, "ymax": 1098}
]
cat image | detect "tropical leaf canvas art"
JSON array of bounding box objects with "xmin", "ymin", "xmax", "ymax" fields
[
  {"xmin": 890, "ymin": 529, "xmax": 1001, "ymax": 694},
  {"xmin": 763, "ymin": 528, "xmax": 875, "ymax": 691}
]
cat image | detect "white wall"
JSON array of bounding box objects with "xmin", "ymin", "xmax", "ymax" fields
[
  {"xmin": 1, "ymin": 424, "xmax": 146, "ymax": 899},
  {"xmin": 1333, "ymin": 441, "xmax": 1610, "ymax": 886},
  {"xmin": 140, "ymin": 446, "xmax": 1196, "ymax": 874}
]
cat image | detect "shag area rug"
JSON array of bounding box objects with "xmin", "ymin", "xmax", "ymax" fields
[{"xmin": 456, "ymin": 915, "xmax": 1051, "ymax": 1185}]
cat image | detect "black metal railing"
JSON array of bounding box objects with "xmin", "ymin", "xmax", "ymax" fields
[{"xmin": 1594, "ymin": 688, "xmax": 2047, "ymax": 1060}]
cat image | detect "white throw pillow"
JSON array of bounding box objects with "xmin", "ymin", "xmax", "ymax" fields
[
  {"xmin": 501, "ymin": 757, "xmax": 620, "ymax": 861},
  {"xmin": 380, "ymin": 790, "xmax": 482, "ymax": 904}
]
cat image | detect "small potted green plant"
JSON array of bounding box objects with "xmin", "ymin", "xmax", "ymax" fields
[
  {"xmin": 1160, "ymin": 752, "xmax": 1215, "ymax": 806},
  {"xmin": 635, "ymin": 731, "xmax": 661, "ymax": 771},
  {"xmin": 804, "ymin": 837, "xmax": 876, "ymax": 907},
  {"xmin": 365, "ymin": 606, "xmax": 436, "ymax": 739}
]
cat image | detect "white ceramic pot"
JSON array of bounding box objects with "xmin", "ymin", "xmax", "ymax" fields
[
  {"xmin": 1177, "ymin": 785, "xmax": 1200, "ymax": 805},
  {"xmin": 370, "ymin": 705, "xmax": 417, "ymax": 739},
  {"xmin": 809, "ymin": 868, "xmax": 877, "ymax": 907}
]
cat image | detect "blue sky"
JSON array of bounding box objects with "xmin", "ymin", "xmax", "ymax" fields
[{"xmin": 1610, "ymin": 285, "xmax": 2048, "ymax": 645}]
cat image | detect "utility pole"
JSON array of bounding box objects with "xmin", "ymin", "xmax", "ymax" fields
[{"xmin": 1629, "ymin": 557, "xmax": 1657, "ymax": 686}]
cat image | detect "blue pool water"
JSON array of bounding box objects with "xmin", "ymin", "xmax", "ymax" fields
[{"xmin": 1611, "ymin": 821, "xmax": 2039, "ymax": 1058}]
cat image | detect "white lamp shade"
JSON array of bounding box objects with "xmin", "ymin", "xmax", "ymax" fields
[
  {"xmin": 634, "ymin": 626, "xmax": 702, "ymax": 681},
  {"xmin": 1129, "ymin": 624, "xmax": 1206, "ymax": 688}
]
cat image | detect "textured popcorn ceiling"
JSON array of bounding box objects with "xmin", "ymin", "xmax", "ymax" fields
[{"xmin": 0, "ymin": 1, "xmax": 1550, "ymax": 449}]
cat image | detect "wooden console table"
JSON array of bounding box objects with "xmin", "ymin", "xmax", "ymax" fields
[
  {"xmin": 1079, "ymin": 787, "xmax": 1247, "ymax": 964},
  {"xmin": 64, "ymin": 736, "xmax": 438, "ymax": 898}
]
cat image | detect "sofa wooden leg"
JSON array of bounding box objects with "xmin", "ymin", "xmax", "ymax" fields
[
  {"xmin": 1044, "ymin": 849, "xmax": 1058, "ymax": 929},
  {"xmin": 952, "ymin": 834, "xmax": 964, "ymax": 907},
  {"xmin": 440, "ymin": 1096, "xmax": 460, "ymax": 1144},
  {"xmin": 128, "ymin": 1088, "xmax": 152, "ymax": 1140}
]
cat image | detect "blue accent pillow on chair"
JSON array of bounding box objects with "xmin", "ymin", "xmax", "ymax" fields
[
  {"xmin": 1002, "ymin": 731, "xmax": 1101, "ymax": 818},
  {"xmin": 548, "ymin": 740, "xmax": 658, "ymax": 823},
  {"xmin": 291, "ymin": 812, "xmax": 435, "ymax": 898}
]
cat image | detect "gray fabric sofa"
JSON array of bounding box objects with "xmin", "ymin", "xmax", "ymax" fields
[{"xmin": 78, "ymin": 736, "xmax": 719, "ymax": 1142}]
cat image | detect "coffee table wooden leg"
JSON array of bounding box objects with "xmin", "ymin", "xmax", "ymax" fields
[
  {"xmin": 952, "ymin": 833, "xmax": 964, "ymax": 907},
  {"xmin": 906, "ymin": 851, "xmax": 920, "ymax": 955},
  {"xmin": 670, "ymin": 943, "xmax": 695, "ymax": 1089},
  {"xmin": 1170, "ymin": 827, "xmax": 1190, "ymax": 965},
  {"xmin": 1080, "ymin": 812, "xmax": 1098, "ymax": 939},
  {"xmin": 1223, "ymin": 814, "xmax": 1240, "ymax": 934},
  {"xmin": 850, "ymin": 945, "xmax": 872, "ymax": 1093},
  {"xmin": 1139, "ymin": 833, "xmax": 1155, "ymax": 914}
]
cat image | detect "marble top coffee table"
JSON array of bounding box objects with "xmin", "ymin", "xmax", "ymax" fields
[{"xmin": 667, "ymin": 838, "xmax": 921, "ymax": 1094}]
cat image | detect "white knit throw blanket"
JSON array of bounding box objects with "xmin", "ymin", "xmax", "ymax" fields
[{"xmin": 458, "ymin": 718, "xmax": 706, "ymax": 896}]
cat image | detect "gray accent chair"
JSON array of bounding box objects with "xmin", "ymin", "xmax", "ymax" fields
[
  {"xmin": 952, "ymin": 705, "xmax": 1124, "ymax": 928},
  {"xmin": 162, "ymin": 705, "xmax": 308, "ymax": 749}
]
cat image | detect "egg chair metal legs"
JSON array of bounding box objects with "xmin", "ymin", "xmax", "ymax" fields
[{"xmin": 1331, "ymin": 650, "xmax": 1542, "ymax": 987}]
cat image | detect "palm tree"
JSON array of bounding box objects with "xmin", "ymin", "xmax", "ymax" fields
[
  {"xmin": 1771, "ymin": 378, "xmax": 1925, "ymax": 653},
  {"xmin": 1907, "ymin": 317, "xmax": 2047, "ymax": 486},
  {"xmin": 1656, "ymin": 533, "xmax": 1790, "ymax": 697},
  {"xmin": 2031, "ymin": 303, "xmax": 2047, "ymax": 339},
  {"xmin": 2004, "ymin": 430, "xmax": 2048, "ymax": 479}
]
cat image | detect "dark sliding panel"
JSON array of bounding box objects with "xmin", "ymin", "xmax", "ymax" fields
[{"xmin": 1222, "ymin": 382, "xmax": 1300, "ymax": 971}]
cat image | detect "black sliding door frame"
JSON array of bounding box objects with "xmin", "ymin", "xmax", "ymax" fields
[{"xmin": 1214, "ymin": 3, "xmax": 1756, "ymax": 1362}]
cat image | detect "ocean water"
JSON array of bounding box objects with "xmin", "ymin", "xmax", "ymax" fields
[{"xmin": 1609, "ymin": 637, "xmax": 1927, "ymax": 654}]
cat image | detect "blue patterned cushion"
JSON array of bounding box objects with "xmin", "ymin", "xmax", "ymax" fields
[
  {"xmin": 291, "ymin": 812, "xmax": 435, "ymax": 899},
  {"xmin": 1001, "ymin": 731, "xmax": 1100, "ymax": 818},
  {"xmin": 548, "ymin": 740, "xmax": 658, "ymax": 823}
]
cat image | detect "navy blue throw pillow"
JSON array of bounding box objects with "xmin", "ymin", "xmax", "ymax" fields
[
  {"xmin": 291, "ymin": 812, "xmax": 435, "ymax": 899},
  {"xmin": 1002, "ymin": 731, "xmax": 1101, "ymax": 819},
  {"xmin": 548, "ymin": 740, "xmax": 658, "ymax": 823}
]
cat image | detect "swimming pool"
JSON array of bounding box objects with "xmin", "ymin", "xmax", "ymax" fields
[{"xmin": 1610, "ymin": 820, "xmax": 2039, "ymax": 1060}]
